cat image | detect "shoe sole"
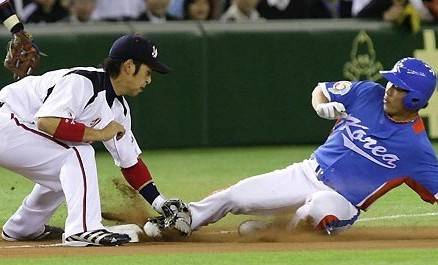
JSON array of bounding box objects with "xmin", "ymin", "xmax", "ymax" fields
[
  {"xmin": 63, "ymin": 240, "xmax": 100, "ymax": 247},
  {"xmin": 1, "ymin": 231, "xmax": 18, "ymax": 242}
]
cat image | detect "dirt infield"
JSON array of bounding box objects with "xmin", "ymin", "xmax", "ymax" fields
[{"xmin": 2, "ymin": 227, "xmax": 438, "ymax": 258}]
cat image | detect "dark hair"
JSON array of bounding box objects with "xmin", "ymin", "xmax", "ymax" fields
[
  {"xmin": 103, "ymin": 57, "xmax": 143, "ymax": 78},
  {"xmin": 183, "ymin": 0, "xmax": 213, "ymax": 20}
]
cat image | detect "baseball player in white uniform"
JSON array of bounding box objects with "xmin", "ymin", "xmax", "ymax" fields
[{"xmin": 0, "ymin": 34, "xmax": 191, "ymax": 246}]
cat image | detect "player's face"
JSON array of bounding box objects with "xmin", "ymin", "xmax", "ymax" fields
[
  {"xmin": 383, "ymin": 83, "xmax": 408, "ymax": 116},
  {"xmin": 125, "ymin": 63, "xmax": 152, "ymax": 96}
]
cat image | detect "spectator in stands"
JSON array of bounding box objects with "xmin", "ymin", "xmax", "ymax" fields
[
  {"xmin": 91, "ymin": 0, "xmax": 144, "ymax": 21},
  {"xmin": 323, "ymin": 0, "xmax": 353, "ymax": 18},
  {"xmin": 21, "ymin": 0, "xmax": 69, "ymax": 23},
  {"xmin": 173, "ymin": 0, "xmax": 224, "ymax": 19},
  {"xmin": 168, "ymin": 0, "xmax": 184, "ymax": 18},
  {"xmin": 68, "ymin": 0, "xmax": 96, "ymax": 23},
  {"xmin": 183, "ymin": 0, "xmax": 213, "ymax": 20},
  {"xmin": 353, "ymin": 0, "xmax": 394, "ymax": 18},
  {"xmin": 424, "ymin": 0, "xmax": 438, "ymax": 19},
  {"xmin": 353, "ymin": 0, "xmax": 437, "ymax": 21},
  {"xmin": 137, "ymin": 0, "xmax": 178, "ymax": 22},
  {"xmin": 256, "ymin": 0, "xmax": 333, "ymax": 19},
  {"xmin": 221, "ymin": 0, "xmax": 263, "ymax": 22}
]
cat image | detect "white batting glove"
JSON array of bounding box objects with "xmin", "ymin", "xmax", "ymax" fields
[{"xmin": 315, "ymin": 102, "xmax": 347, "ymax": 120}]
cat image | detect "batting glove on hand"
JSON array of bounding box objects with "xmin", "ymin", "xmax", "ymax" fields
[{"xmin": 315, "ymin": 102, "xmax": 347, "ymax": 120}]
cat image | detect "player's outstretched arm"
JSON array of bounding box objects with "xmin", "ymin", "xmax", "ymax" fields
[
  {"xmin": 37, "ymin": 117, "xmax": 125, "ymax": 142},
  {"xmin": 0, "ymin": 0, "xmax": 40, "ymax": 79},
  {"xmin": 312, "ymin": 85, "xmax": 346, "ymax": 120}
]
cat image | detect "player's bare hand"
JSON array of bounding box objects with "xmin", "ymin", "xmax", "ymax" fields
[
  {"xmin": 315, "ymin": 102, "xmax": 347, "ymax": 120},
  {"xmin": 100, "ymin": 121, "xmax": 125, "ymax": 141}
]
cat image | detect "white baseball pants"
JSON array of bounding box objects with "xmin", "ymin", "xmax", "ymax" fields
[
  {"xmin": 0, "ymin": 112, "xmax": 105, "ymax": 238},
  {"xmin": 189, "ymin": 159, "xmax": 360, "ymax": 233}
]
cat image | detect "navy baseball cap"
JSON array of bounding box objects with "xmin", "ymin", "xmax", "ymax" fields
[{"xmin": 109, "ymin": 34, "xmax": 170, "ymax": 74}]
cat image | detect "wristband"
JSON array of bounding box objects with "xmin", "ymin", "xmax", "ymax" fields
[
  {"xmin": 53, "ymin": 118, "xmax": 86, "ymax": 142},
  {"xmin": 3, "ymin": 14, "xmax": 20, "ymax": 32}
]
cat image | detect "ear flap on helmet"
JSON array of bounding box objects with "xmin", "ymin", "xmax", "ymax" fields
[{"xmin": 403, "ymin": 90, "xmax": 427, "ymax": 110}]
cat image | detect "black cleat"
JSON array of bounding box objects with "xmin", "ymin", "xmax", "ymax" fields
[
  {"xmin": 63, "ymin": 229, "xmax": 131, "ymax": 247},
  {"xmin": 2, "ymin": 225, "xmax": 64, "ymax": 241}
]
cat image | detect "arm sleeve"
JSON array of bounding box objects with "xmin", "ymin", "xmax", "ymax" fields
[
  {"xmin": 318, "ymin": 81, "xmax": 377, "ymax": 111},
  {"xmin": 0, "ymin": 1, "xmax": 15, "ymax": 22},
  {"xmin": 35, "ymin": 74, "xmax": 93, "ymax": 120},
  {"xmin": 103, "ymin": 98, "xmax": 141, "ymax": 168},
  {"xmin": 104, "ymin": 129, "xmax": 142, "ymax": 168}
]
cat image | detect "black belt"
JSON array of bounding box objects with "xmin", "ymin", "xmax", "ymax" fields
[
  {"xmin": 311, "ymin": 156, "xmax": 324, "ymax": 180},
  {"xmin": 315, "ymin": 165, "xmax": 324, "ymax": 180}
]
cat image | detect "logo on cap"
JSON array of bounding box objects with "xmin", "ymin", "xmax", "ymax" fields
[{"xmin": 152, "ymin": 46, "xmax": 158, "ymax": 58}]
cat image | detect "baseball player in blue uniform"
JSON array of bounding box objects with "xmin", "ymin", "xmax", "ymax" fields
[{"xmin": 145, "ymin": 57, "xmax": 438, "ymax": 237}]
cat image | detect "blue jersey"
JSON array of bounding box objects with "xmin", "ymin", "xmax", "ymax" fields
[{"xmin": 313, "ymin": 81, "xmax": 438, "ymax": 209}]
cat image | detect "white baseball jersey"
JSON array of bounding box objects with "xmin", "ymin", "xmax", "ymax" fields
[
  {"xmin": 0, "ymin": 67, "xmax": 145, "ymax": 238},
  {"xmin": 0, "ymin": 67, "xmax": 142, "ymax": 168}
]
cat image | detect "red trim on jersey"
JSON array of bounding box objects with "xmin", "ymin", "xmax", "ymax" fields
[
  {"xmin": 412, "ymin": 117, "xmax": 425, "ymax": 134},
  {"xmin": 53, "ymin": 118, "xmax": 86, "ymax": 142},
  {"xmin": 359, "ymin": 177, "xmax": 437, "ymax": 210},
  {"xmin": 316, "ymin": 215, "xmax": 339, "ymax": 230},
  {"xmin": 12, "ymin": 116, "xmax": 89, "ymax": 232},
  {"xmin": 121, "ymin": 158, "xmax": 153, "ymax": 191}
]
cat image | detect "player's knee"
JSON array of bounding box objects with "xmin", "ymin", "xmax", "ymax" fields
[
  {"xmin": 304, "ymin": 191, "xmax": 358, "ymax": 233},
  {"xmin": 68, "ymin": 145, "xmax": 96, "ymax": 164},
  {"xmin": 304, "ymin": 191, "xmax": 339, "ymax": 224},
  {"xmin": 291, "ymin": 191, "xmax": 340, "ymax": 230},
  {"xmin": 73, "ymin": 144, "xmax": 95, "ymax": 157}
]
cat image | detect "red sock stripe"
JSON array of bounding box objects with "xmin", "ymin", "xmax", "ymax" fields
[
  {"xmin": 316, "ymin": 215, "xmax": 339, "ymax": 230},
  {"xmin": 121, "ymin": 158, "xmax": 153, "ymax": 190}
]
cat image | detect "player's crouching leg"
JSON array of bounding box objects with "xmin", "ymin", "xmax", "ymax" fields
[{"xmin": 290, "ymin": 190, "xmax": 360, "ymax": 235}]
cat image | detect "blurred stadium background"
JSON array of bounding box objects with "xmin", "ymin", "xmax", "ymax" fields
[{"xmin": 3, "ymin": 0, "xmax": 438, "ymax": 149}]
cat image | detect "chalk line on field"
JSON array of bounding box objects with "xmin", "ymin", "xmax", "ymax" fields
[
  {"xmin": 0, "ymin": 243, "xmax": 64, "ymax": 249},
  {"xmin": 206, "ymin": 212, "xmax": 438, "ymax": 234},
  {"xmin": 357, "ymin": 212, "xmax": 438, "ymax": 222}
]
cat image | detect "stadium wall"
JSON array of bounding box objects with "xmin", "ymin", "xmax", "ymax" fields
[{"xmin": 0, "ymin": 21, "xmax": 434, "ymax": 148}]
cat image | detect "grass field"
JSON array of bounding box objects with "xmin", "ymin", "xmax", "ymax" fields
[
  {"xmin": 1, "ymin": 145, "xmax": 438, "ymax": 264},
  {"xmin": 4, "ymin": 249, "xmax": 438, "ymax": 265}
]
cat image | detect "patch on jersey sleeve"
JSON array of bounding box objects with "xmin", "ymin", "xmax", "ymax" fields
[{"xmin": 328, "ymin": 81, "xmax": 352, "ymax": 96}]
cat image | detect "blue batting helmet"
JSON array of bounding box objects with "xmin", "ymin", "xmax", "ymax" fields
[{"xmin": 380, "ymin": 57, "xmax": 437, "ymax": 110}]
